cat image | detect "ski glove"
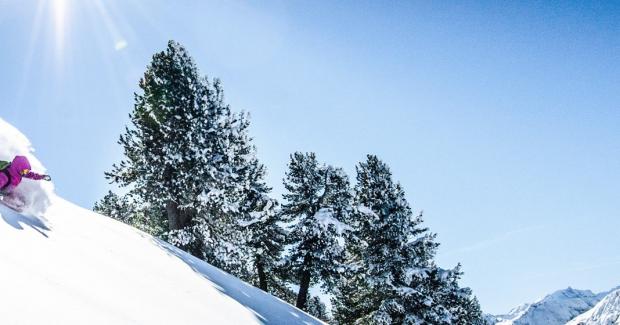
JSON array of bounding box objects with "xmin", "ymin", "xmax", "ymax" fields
[{"xmin": 43, "ymin": 175, "xmax": 51, "ymax": 181}]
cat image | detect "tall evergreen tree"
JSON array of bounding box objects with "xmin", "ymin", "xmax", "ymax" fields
[
  {"xmin": 280, "ymin": 152, "xmax": 352, "ymax": 310},
  {"xmin": 192, "ymin": 109, "xmax": 256, "ymax": 276},
  {"xmin": 104, "ymin": 41, "xmax": 268, "ymax": 275},
  {"xmin": 334, "ymin": 154, "xmax": 483, "ymax": 324},
  {"xmin": 237, "ymin": 137, "xmax": 286, "ymax": 290},
  {"xmin": 241, "ymin": 195, "xmax": 284, "ymax": 290},
  {"xmin": 352, "ymin": 155, "xmax": 437, "ymax": 323},
  {"xmin": 105, "ymin": 40, "xmax": 210, "ymax": 255}
]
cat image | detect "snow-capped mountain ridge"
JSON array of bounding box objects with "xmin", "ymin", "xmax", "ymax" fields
[
  {"xmin": 490, "ymin": 302, "xmax": 532, "ymax": 324},
  {"xmin": 489, "ymin": 287, "xmax": 606, "ymax": 325},
  {"xmin": 568, "ymin": 289, "xmax": 620, "ymax": 325}
]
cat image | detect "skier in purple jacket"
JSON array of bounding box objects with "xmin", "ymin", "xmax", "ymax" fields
[{"xmin": 0, "ymin": 155, "xmax": 51, "ymax": 194}]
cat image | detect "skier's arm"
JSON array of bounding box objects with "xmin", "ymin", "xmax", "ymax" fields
[{"xmin": 24, "ymin": 172, "xmax": 51, "ymax": 181}]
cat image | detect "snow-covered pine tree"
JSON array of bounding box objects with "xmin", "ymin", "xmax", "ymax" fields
[
  {"xmin": 331, "ymin": 266, "xmax": 373, "ymax": 324},
  {"xmin": 241, "ymin": 197, "xmax": 284, "ymax": 290},
  {"xmin": 306, "ymin": 296, "xmax": 331, "ymax": 323},
  {"xmin": 431, "ymin": 264, "xmax": 485, "ymax": 325},
  {"xmin": 93, "ymin": 191, "xmax": 166, "ymax": 236},
  {"xmin": 105, "ymin": 40, "xmax": 210, "ymax": 256},
  {"xmin": 238, "ymin": 163, "xmax": 286, "ymax": 291},
  {"xmin": 93, "ymin": 191, "xmax": 132, "ymax": 224},
  {"xmin": 332, "ymin": 188, "xmax": 374, "ymax": 324},
  {"xmin": 457, "ymin": 296, "xmax": 485, "ymax": 325},
  {"xmin": 104, "ymin": 41, "xmax": 269, "ymax": 276},
  {"xmin": 191, "ymin": 108, "xmax": 253, "ymax": 277},
  {"xmin": 280, "ymin": 152, "xmax": 352, "ymax": 310},
  {"xmin": 346, "ymin": 155, "xmax": 440, "ymax": 324},
  {"xmin": 192, "ymin": 109, "xmax": 284, "ymax": 281},
  {"xmin": 336, "ymin": 154, "xmax": 484, "ymax": 324}
]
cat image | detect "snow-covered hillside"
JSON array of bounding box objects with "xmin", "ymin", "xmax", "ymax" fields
[
  {"xmin": 489, "ymin": 288, "xmax": 604, "ymax": 325},
  {"xmin": 0, "ymin": 118, "xmax": 322, "ymax": 324},
  {"xmin": 568, "ymin": 289, "xmax": 620, "ymax": 325}
]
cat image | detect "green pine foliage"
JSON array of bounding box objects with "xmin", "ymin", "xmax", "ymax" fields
[
  {"xmin": 237, "ymin": 144, "xmax": 287, "ymax": 290},
  {"xmin": 306, "ymin": 296, "xmax": 331, "ymax": 323},
  {"xmin": 280, "ymin": 152, "xmax": 352, "ymax": 310},
  {"xmin": 102, "ymin": 40, "xmax": 281, "ymax": 287},
  {"xmin": 93, "ymin": 191, "xmax": 166, "ymax": 236},
  {"xmin": 333, "ymin": 155, "xmax": 484, "ymax": 324},
  {"xmin": 105, "ymin": 40, "xmax": 213, "ymax": 254}
]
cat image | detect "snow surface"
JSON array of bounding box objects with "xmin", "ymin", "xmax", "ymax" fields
[
  {"xmin": 0, "ymin": 118, "xmax": 322, "ymax": 324},
  {"xmin": 490, "ymin": 288, "xmax": 603, "ymax": 325},
  {"xmin": 567, "ymin": 289, "xmax": 620, "ymax": 325}
]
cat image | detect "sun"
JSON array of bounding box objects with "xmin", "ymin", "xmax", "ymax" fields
[{"xmin": 16, "ymin": 0, "xmax": 135, "ymax": 104}]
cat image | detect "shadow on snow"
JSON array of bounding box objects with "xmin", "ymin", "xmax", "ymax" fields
[
  {"xmin": 0, "ymin": 204, "xmax": 50, "ymax": 238},
  {"xmin": 148, "ymin": 236, "xmax": 321, "ymax": 325}
]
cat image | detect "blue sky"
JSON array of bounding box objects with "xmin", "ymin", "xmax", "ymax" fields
[{"xmin": 1, "ymin": 0, "xmax": 619, "ymax": 314}]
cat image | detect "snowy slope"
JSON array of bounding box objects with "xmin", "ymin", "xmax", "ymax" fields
[
  {"xmin": 567, "ymin": 289, "xmax": 620, "ymax": 325},
  {"xmin": 0, "ymin": 118, "xmax": 322, "ymax": 324},
  {"xmin": 491, "ymin": 288, "xmax": 603, "ymax": 325}
]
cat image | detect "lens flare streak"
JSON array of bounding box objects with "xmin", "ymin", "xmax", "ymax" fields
[{"xmin": 51, "ymin": 0, "xmax": 68, "ymax": 58}]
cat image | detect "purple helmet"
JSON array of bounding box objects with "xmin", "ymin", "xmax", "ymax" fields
[{"xmin": 11, "ymin": 156, "xmax": 32, "ymax": 174}]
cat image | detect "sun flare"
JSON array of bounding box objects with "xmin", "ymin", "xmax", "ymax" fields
[{"xmin": 51, "ymin": 0, "xmax": 68, "ymax": 57}]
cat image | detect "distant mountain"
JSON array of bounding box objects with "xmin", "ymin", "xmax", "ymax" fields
[
  {"xmin": 487, "ymin": 287, "xmax": 604, "ymax": 325},
  {"xmin": 568, "ymin": 288, "xmax": 620, "ymax": 325},
  {"xmin": 485, "ymin": 303, "xmax": 532, "ymax": 324}
]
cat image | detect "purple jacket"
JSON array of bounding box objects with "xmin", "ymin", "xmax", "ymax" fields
[{"xmin": 0, "ymin": 156, "xmax": 46, "ymax": 192}]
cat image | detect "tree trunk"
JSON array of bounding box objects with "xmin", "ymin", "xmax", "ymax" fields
[
  {"xmin": 296, "ymin": 254, "xmax": 312, "ymax": 310},
  {"xmin": 165, "ymin": 200, "xmax": 180, "ymax": 230},
  {"xmin": 166, "ymin": 201, "xmax": 196, "ymax": 230},
  {"xmin": 166, "ymin": 200, "xmax": 202, "ymax": 257},
  {"xmin": 178, "ymin": 206, "xmax": 195, "ymax": 229},
  {"xmin": 256, "ymin": 255, "xmax": 267, "ymax": 292}
]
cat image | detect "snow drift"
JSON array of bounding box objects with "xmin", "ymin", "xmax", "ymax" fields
[
  {"xmin": 568, "ymin": 289, "xmax": 620, "ymax": 325},
  {"xmin": 0, "ymin": 118, "xmax": 322, "ymax": 324}
]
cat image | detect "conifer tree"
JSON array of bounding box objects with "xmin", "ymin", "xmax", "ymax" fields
[
  {"xmin": 93, "ymin": 191, "xmax": 132, "ymax": 224},
  {"xmin": 352, "ymin": 155, "xmax": 437, "ymax": 323},
  {"xmin": 435, "ymin": 265, "xmax": 485, "ymax": 325},
  {"xmin": 280, "ymin": 152, "xmax": 352, "ymax": 310},
  {"xmin": 94, "ymin": 191, "xmax": 166, "ymax": 236},
  {"xmin": 306, "ymin": 296, "xmax": 331, "ymax": 323},
  {"xmin": 104, "ymin": 41, "xmax": 268, "ymax": 274},
  {"xmin": 331, "ymin": 267, "xmax": 373, "ymax": 324},
  {"xmin": 105, "ymin": 40, "xmax": 210, "ymax": 255},
  {"xmin": 237, "ymin": 143, "xmax": 286, "ymax": 290},
  {"xmin": 335, "ymin": 154, "xmax": 483, "ymax": 324}
]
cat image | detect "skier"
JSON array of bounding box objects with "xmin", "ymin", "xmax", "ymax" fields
[{"xmin": 0, "ymin": 155, "xmax": 51, "ymax": 211}]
